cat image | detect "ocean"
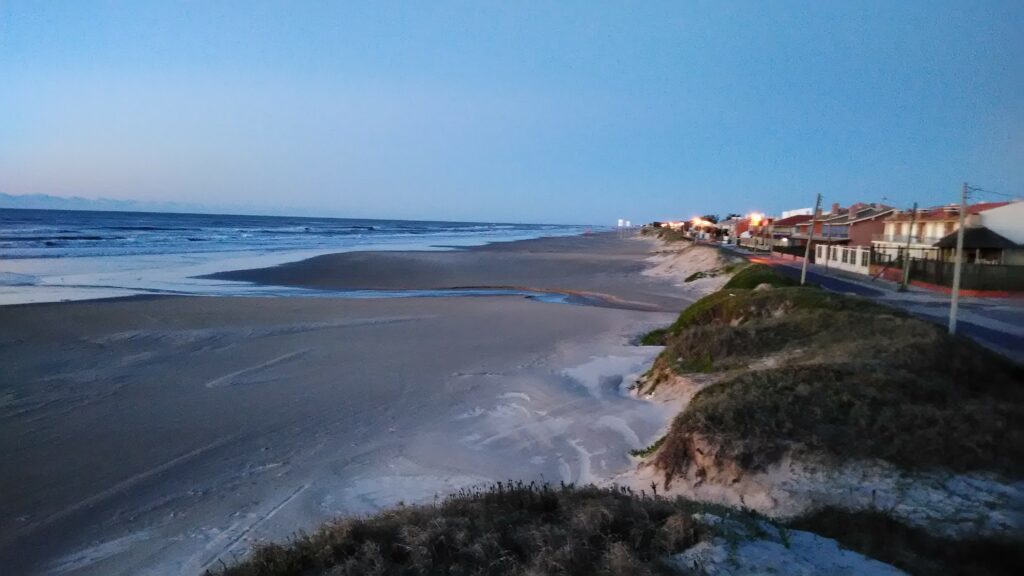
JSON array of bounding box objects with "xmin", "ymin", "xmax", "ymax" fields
[{"xmin": 0, "ymin": 209, "xmax": 595, "ymax": 304}]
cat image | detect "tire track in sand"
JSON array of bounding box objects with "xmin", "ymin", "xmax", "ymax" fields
[{"xmin": 204, "ymin": 349, "xmax": 313, "ymax": 388}]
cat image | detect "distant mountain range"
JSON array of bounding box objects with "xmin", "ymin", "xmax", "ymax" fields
[{"xmin": 0, "ymin": 192, "xmax": 211, "ymax": 214}]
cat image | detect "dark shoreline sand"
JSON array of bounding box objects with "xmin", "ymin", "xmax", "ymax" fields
[
  {"xmin": 0, "ymin": 233, "xmax": 695, "ymax": 575},
  {"xmin": 203, "ymin": 233, "xmax": 690, "ymax": 312}
]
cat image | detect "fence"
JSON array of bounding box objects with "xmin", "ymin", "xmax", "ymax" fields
[
  {"xmin": 904, "ymin": 259, "xmax": 1024, "ymax": 291},
  {"xmin": 870, "ymin": 249, "xmax": 1024, "ymax": 291},
  {"xmin": 772, "ymin": 245, "xmax": 812, "ymax": 261}
]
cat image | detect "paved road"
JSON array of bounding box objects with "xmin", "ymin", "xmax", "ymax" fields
[
  {"xmin": 721, "ymin": 246, "xmax": 1024, "ymax": 363},
  {"xmin": 755, "ymin": 257, "xmax": 887, "ymax": 298}
]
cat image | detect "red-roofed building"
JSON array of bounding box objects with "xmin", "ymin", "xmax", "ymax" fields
[
  {"xmin": 790, "ymin": 203, "xmax": 893, "ymax": 248},
  {"xmin": 770, "ymin": 214, "xmax": 812, "ymax": 248},
  {"xmin": 791, "ymin": 203, "xmax": 895, "ymax": 273},
  {"xmin": 872, "ymin": 202, "xmax": 1010, "ymax": 261}
]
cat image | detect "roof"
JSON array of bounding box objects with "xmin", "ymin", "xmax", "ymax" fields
[
  {"xmin": 933, "ymin": 226, "xmax": 1019, "ymax": 249},
  {"xmin": 969, "ymin": 202, "xmax": 1011, "ymax": 214},
  {"xmin": 888, "ymin": 202, "xmax": 1010, "ymax": 222},
  {"xmin": 772, "ymin": 214, "xmax": 813, "ymax": 226},
  {"xmin": 793, "ymin": 203, "xmax": 894, "ymax": 227},
  {"xmin": 848, "ymin": 206, "xmax": 895, "ymax": 224}
]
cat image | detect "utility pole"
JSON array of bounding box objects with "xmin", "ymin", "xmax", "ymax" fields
[
  {"xmin": 948, "ymin": 183, "xmax": 969, "ymax": 335},
  {"xmin": 801, "ymin": 193, "xmax": 822, "ymax": 285},
  {"xmin": 899, "ymin": 202, "xmax": 918, "ymax": 292},
  {"xmin": 823, "ymin": 221, "xmax": 832, "ymax": 272}
]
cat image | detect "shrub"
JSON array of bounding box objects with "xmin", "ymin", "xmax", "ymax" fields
[
  {"xmin": 639, "ymin": 328, "xmax": 668, "ymax": 346},
  {"xmin": 722, "ymin": 264, "xmax": 798, "ymax": 289},
  {"xmin": 210, "ymin": 483, "xmax": 720, "ymax": 576},
  {"xmin": 630, "ymin": 436, "xmax": 666, "ymax": 458}
]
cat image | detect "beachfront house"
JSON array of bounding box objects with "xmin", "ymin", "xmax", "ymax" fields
[
  {"xmin": 871, "ymin": 202, "xmax": 1010, "ymax": 262},
  {"xmin": 718, "ymin": 216, "xmax": 744, "ymax": 244},
  {"xmin": 867, "ymin": 201, "xmax": 1024, "ymax": 292},
  {"xmin": 933, "ymin": 200, "xmax": 1024, "ymax": 265},
  {"xmin": 789, "ymin": 203, "xmax": 848, "ymax": 252},
  {"xmin": 738, "ymin": 214, "xmax": 773, "ymax": 250},
  {"xmin": 770, "ymin": 214, "xmax": 812, "ymax": 250},
  {"xmin": 812, "ymin": 203, "xmax": 895, "ymax": 274}
]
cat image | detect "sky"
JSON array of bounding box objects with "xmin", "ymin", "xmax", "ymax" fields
[{"xmin": 1, "ymin": 1, "xmax": 1022, "ymax": 225}]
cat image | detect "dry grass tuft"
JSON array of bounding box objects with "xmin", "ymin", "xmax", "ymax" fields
[{"xmin": 208, "ymin": 483, "xmax": 758, "ymax": 576}]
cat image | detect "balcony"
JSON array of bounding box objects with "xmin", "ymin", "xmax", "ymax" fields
[
  {"xmin": 790, "ymin": 232, "xmax": 850, "ymax": 241},
  {"xmin": 872, "ymin": 234, "xmax": 944, "ymax": 245}
]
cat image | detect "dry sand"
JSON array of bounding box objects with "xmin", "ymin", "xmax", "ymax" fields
[{"xmin": 0, "ymin": 233, "xmax": 698, "ymax": 575}]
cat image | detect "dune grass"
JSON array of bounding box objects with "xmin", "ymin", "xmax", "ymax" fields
[
  {"xmin": 642, "ymin": 270, "xmax": 1024, "ymax": 480},
  {"xmin": 721, "ymin": 263, "xmax": 799, "ymax": 289},
  {"xmin": 207, "ymin": 483, "xmax": 764, "ymax": 576},
  {"xmin": 641, "ymin": 227, "xmax": 692, "ymax": 243},
  {"xmin": 630, "ymin": 435, "xmax": 666, "ymax": 458}
]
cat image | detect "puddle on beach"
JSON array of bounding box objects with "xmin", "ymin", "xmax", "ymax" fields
[
  {"xmin": 236, "ymin": 286, "xmax": 603, "ymax": 306},
  {"xmin": 3, "ymin": 282, "xmax": 608, "ymax": 307}
]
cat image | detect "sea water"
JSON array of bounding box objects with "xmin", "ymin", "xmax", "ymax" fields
[{"xmin": 0, "ymin": 209, "xmax": 594, "ymax": 304}]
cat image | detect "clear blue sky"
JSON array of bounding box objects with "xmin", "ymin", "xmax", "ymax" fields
[{"xmin": 2, "ymin": 1, "xmax": 1021, "ymax": 224}]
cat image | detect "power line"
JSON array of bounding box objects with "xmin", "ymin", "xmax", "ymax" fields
[{"xmin": 966, "ymin": 185, "xmax": 1022, "ymax": 200}]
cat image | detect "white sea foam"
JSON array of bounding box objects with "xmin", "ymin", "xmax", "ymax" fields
[
  {"xmin": 0, "ymin": 211, "xmax": 599, "ymax": 305},
  {"xmin": 0, "ymin": 271, "xmax": 38, "ymax": 286}
]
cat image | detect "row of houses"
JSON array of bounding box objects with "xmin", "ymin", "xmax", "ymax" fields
[{"xmin": 655, "ymin": 199, "xmax": 1024, "ymax": 291}]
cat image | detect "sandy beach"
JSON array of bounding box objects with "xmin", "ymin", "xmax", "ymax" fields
[{"xmin": 0, "ymin": 233, "xmax": 698, "ymax": 575}]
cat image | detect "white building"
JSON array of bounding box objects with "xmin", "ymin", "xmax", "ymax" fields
[{"xmin": 781, "ymin": 207, "xmax": 813, "ymax": 218}]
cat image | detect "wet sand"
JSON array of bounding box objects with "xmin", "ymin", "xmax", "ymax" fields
[
  {"xmin": 0, "ymin": 233, "xmax": 695, "ymax": 574},
  {"xmin": 204, "ymin": 233, "xmax": 689, "ymax": 311}
]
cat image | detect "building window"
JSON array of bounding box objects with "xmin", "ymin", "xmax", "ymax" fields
[{"xmin": 861, "ymin": 251, "xmax": 869, "ymax": 267}]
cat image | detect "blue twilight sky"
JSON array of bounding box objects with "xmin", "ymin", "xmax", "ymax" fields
[{"xmin": 1, "ymin": 1, "xmax": 1022, "ymax": 225}]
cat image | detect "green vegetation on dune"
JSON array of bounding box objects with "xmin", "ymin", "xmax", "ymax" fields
[
  {"xmin": 630, "ymin": 435, "xmax": 666, "ymax": 458},
  {"xmin": 661, "ymin": 364, "xmax": 1023, "ymax": 475},
  {"xmin": 642, "ymin": 267, "xmax": 1024, "ymax": 479},
  {"xmin": 641, "ymin": 227, "xmax": 690, "ymax": 243},
  {"xmin": 208, "ymin": 483, "xmax": 763, "ymax": 576},
  {"xmin": 639, "ymin": 328, "xmax": 669, "ymax": 346},
  {"xmin": 721, "ymin": 263, "xmax": 798, "ymax": 289}
]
